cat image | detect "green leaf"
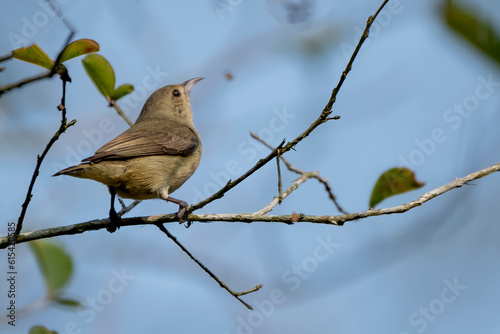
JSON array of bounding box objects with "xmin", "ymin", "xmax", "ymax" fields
[
  {"xmin": 82, "ymin": 54, "xmax": 134, "ymax": 102},
  {"xmin": 442, "ymin": 0, "xmax": 500, "ymax": 66},
  {"xmin": 59, "ymin": 38, "xmax": 100, "ymax": 63},
  {"xmin": 53, "ymin": 297, "xmax": 83, "ymax": 310},
  {"xmin": 12, "ymin": 44, "xmax": 54, "ymax": 70},
  {"xmin": 30, "ymin": 240, "xmax": 73, "ymax": 296},
  {"xmin": 111, "ymin": 83, "xmax": 134, "ymax": 101},
  {"xmin": 82, "ymin": 54, "xmax": 116, "ymax": 101},
  {"xmin": 369, "ymin": 167, "xmax": 425, "ymax": 208},
  {"xmin": 29, "ymin": 326, "xmax": 58, "ymax": 334}
]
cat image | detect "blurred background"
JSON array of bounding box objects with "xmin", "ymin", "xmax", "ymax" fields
[{"xmin": 1, "ymin": 0, "xmax": 500, "ymax": 333}]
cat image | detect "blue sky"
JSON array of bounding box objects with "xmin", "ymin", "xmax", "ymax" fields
[{"xmin": 1, "ymin": 0, "xmax": 500, "ymax": 333}]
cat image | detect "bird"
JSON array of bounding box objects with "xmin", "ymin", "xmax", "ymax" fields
[{"xmin": 53, "ymin": 77, "xmax": 203, "ymax": 232}]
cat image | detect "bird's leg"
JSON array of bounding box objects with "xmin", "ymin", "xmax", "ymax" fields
[
  {"xmin": 107, "ymin": 187, "xmax": 120, "ymax": 233},
  {"xmin": 166, "ymin": 196, "xmax": 190, "ymax": 227}
]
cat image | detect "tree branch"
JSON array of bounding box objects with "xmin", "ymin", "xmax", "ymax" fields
[
  {"xmin": 250, "ymin": 132, "xmax": 347, "ymax": 213},
  {"xmin": 109, "ymin": 100, "xmax": 134, "ymax": 127},
  {"xmin": 13, "ymin": 78, "xmax": 76, "ymax": 241},
  {"xmin": 0, "ymin": 52, "xmax": 14, "ymax": 63},
  {"xmin": 0, "ymin": 7, "xmax": 75, "ymax": 97},
  {"xmin": 0, "ymin": 71, "xmax": 53, "ymax": 97},
  {"xmin": 3, "ymin": 161, "xmax": 499, "ymax": 248},
  {"xmin": 155, "ymin": 223, "xmax": 262, "ymax": 310},
  {"xmin": 253, "ymin": 172, "xmax": 311, "ymax": 215},
  {"xmin": 187, "ymin": 141, "xmax": 286, "ymax": 212},
  {"xmin": 276, "ymin": 149, "xmax": 283, "ymax": 204},
  {"xmin": 187, "ymin": 0, "xmax": 388, "ymax": 214}
]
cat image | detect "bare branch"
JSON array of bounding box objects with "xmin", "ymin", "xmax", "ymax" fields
[
  {"xmin": 253, "ymin": 173, "xmax": 310, "ymax": 215},
  {"xmin": 0, "ymin": 72, "xmax": 53, "ymax": 97},
  {"xmin": 155, "ymin": 224, "xmax": 262, "ymax": 310},
  {"xmin": 0, "ymin": 52, "xmax": 14, "ymax": 63},
  {"xmin": 14, "ymin": 78, "xmax": 76, "ymax": 240},
  {"xmin": 109, "ymin": 100, "xmax": 134, "ymax": 127},
  {"xmin": 188, "ymin": 140, "xmax": 286, "ymax": 212},
  {"xmin": 250, "ymin": 132, "xmax": 347, "ymax": 213},
  {"xmin": 1, "ymin": 4, "xmax": 75, "ymax": 97},
  {"xmin": 117, "ymin": 200, "xmax": 141, "ymax": 217},
  {"xmin": 279, "ymin": 0, "xmax": 390, "ymax": 154},
  {"xmin": 3, "ymin": 161, "xmax": 499, "ymax": 248},
  {"xmin": 276, "ymin": 149, "xmax": 283, "ymax": 203},
  {"xmin": 46, "ymin": 0, "xmax": 75, "ymax": 39},
  {"xmin": 188, "ymin": 1, "xmax": 389, "ymax": 214}
]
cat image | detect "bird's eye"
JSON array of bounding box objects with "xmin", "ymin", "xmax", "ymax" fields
[{"xmin": 172, "ymin": 89, "xmax": 181, "ymax": 98}]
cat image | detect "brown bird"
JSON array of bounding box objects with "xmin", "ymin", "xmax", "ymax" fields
[{"xmin": 54, "ymin": 78, "xmax": 203, "ymax": 232}]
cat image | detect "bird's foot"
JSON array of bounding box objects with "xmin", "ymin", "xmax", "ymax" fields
[
  {"xmin": 164, "ymin": 196, "xmax": 191, "ymax": 227},
  {"xmin": 175, "ymin": 204, "xmax": 192, "ymax": 228},
  {"xmin": 107, "ymin": 208, "xmax": 121, "ymax": 233}
]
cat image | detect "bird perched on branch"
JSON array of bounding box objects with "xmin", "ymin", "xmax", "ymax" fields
[{"xmin": 54, "ymin": 78, "xmax": 203, "ymax": 232}]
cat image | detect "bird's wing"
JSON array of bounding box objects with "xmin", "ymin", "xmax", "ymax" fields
[{"xmin": 82, "ymin": 127, "xmax": 200, "ymax": 163}]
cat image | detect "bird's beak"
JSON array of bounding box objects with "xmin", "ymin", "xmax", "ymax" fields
[{"xmin": 183, "ymin": 77, "xmax": 204, "ymax": 94}]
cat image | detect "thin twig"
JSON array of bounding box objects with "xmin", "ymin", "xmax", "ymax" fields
[
  {"xmin": 117, "ymin": 200, "xmax": 141, "ymax": 217},
  {"xmin": 250, "ymin": 132, "xmax": 347, "ymax": 213},
  {"xmin": 280, "ymin": 0, "xmax": 390, "ymax": 154},
  {"xmin": 253, "ymin": 173, "xmax": 311, "ymax": 215},
  {"xmin": 110, "ymin": 100, "xmax": 134, "ymax": 127},
  {"xmin": 188, "ymin": 1, "xmax": 389, "ymax": 214},
  {"xmin": 155, "ymin": 223, "xmax": 262, "ymax": 310},
  {"xmin": 250, "ymin": 133, "xmax": 296, "ymax": 170},
  {"xmin": 0, "ymin": 72, "xmax": 53, "ymax": 97},
  {"xmin": 276, "ymin": 149, "xmax": 283, "ymax": 203},
  {"xmin": 7, "ymin": 0, "xmax": 390, "ymax": 240},
  {"xmin": 1, "ymin": 2, "xmax": 75, "ymax": 97},
  {"xmin": 0, "ymin": 52, "xmax": 14, "ymax": 63},
  {"xmin": 188, "ymin": 141, "xmax": 286, "ymax": 213},
  {"xmin": 46, "ymin": 0, "xmax": 75, "ymax": 39},
  {"xmin": 14, "ymin": 78, "xmax": 76, "ymax": 240},
  {"xmin": 11, "ymin": 0, "xmax": 78, "ymax": 239},
  {"xmin": 117, "ymin": 198, "xmax": 127, "ymax": 210},
  {"xmin": 318, "ymin": 178, "xmax": 346, "ymax": 214},
  {"xmin": 4, "ymin": 161, "xmax": 499, "ymax": 248}
]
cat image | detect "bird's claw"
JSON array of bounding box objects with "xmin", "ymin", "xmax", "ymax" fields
[
  {"xmin": 107, "ymin": 209, "xmax": 120, "ymax": 233},
  {"xmin": 176, "ymin": 206, "xmax": 192, "ymax": 228}
]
